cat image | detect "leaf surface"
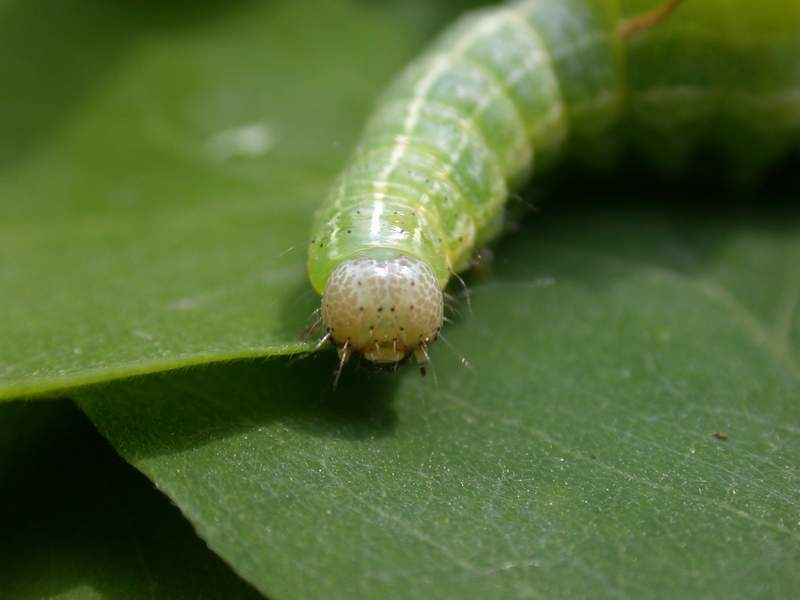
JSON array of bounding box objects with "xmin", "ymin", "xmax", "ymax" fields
[{"xmin": 79, "ymin": 201, "xmax": 800, "ymax": 599}]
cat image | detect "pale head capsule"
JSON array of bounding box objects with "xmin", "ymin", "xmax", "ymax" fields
[{"xmin": 321, "ymin": 256, "xmax": 443, "ymax": 364}]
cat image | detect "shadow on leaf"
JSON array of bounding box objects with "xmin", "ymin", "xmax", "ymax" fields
[
  {"xmin": 0, "ymin": 399, "xmax": 260, "ymax": 598},
  {"xmin": 78, "ymin": 353, "xmax": 401, "ymax": 461}
]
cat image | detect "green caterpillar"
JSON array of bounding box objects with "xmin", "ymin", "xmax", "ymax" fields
[{"xmin": 307, "ymin": 0, "xmax": 800, "ymax": 370}]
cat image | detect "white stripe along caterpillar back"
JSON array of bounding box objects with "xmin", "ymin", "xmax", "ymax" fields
[{"xmin": 307, "ymin": 0, "xmax": 800, "ymax": 373}]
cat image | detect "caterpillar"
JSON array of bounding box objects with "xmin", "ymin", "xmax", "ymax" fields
[{"xmin": 306, "ymin": 0, "xmax": 800, "ymax": 374}]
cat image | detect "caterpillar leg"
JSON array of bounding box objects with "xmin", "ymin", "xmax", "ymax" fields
[
  {"xmin": 333, "ymin": 340, "xmax": 351, "ymax": 390},
  {"xmin": 413, "ymin": 344, "xmax": 430, "ymax": 378},
  {"xmin": 312, "ymin": 332, "xmax": 331, "ymax": 352},
  {"xmin": 287, "ymin": 329, "xmax": 331, "ymax": 368},
  {"xmin": 618, "ymin": 0, "xmax": 686, "ymax": 39}
]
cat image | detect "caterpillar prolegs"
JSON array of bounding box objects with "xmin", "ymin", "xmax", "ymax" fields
[{"xmin": 306, "ymin": 0, "xmax": 800, "ymax": 371}]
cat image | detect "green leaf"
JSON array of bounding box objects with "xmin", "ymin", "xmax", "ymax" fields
[
  {"xmin": 0, "ymin": 399, "xmax": 261, "ymax": 599},
  {"xmin": 4, "ymin": 0, "xmax": 800, "ymax": 597},
  {"xmin": 78, "ymin": 200, "xmax": 800, "ymax": 598},
  {"xmin": 0, "ymin": 0, "xmax": 480, "ymax": 399}
]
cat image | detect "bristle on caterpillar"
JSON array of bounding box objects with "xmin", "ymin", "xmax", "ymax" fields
[{"xmin": 321, "ymin": 256, "xmax": 443, "ymax": 364}]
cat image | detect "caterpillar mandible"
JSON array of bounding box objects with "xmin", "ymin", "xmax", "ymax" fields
[{"xmin": 306, "ymin": 0, "xmax": 800, "ymax": 373}]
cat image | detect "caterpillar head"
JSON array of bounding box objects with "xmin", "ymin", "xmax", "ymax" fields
[{"xmin": 321, "ymin": 256, "xmax": 443, "ymax": 364}]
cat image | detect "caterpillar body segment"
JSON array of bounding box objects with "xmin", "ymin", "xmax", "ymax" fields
[
  {"xmin": 307, "ymin": 0, "xmax": 800, "ymax": 368},
  {"xmin": 622, "ymin": 0, "xmax": 800, "ymax": 172},
  {"xmin": 309, "ymin": 0, "xmax": 622, "ymax": 290}
]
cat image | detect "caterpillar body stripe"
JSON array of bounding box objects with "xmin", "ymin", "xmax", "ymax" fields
[{"xmin": 307, "ymin": 0, "xmax": 800, "ymax": 367}]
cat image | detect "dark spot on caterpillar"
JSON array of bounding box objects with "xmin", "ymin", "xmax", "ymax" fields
[
  {"xmin": 360, "ymin": 306, "xmax": 364, "ymax": 311},
  {"xmin": 411, "ymin": 282, "xmax": 415, "ymax": 287},
  {"xmin": 400, "ymin": 326, "xmax": 405, "ymax": 331},
  {"xmin": 319, "ymin": 243, "xmax": 324, "ymax": 248},
  {"xmin": 390, "ymin": 306, "xmax": 395, "ymax": 312},
  {"xmin": 378, "ymin": 307, "xmax": 383, "ymax": 312},
  {"xmin": 458, "ymin": 236, "xmax": 464, "ymax": 242},
  {"xmin": 347, "ymin": 229, "xmax": 352, "ymax": 234},
  {"xmin": 358, "ymin": 281, "xmax": 362, "ymax": 286},
  {"xmin": 356, "ymin": 210, "xmax": 361, "ymax": 215},
  {"xmin": 410, "ymin": 305, "xmax": 415, "ymax": 310}
]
